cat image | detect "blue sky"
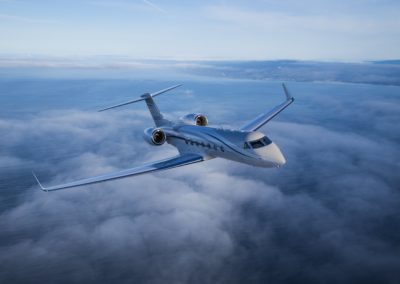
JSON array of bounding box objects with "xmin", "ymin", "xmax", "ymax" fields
[{"xmin": 0, "ymin": 0, "xmax": 399, "ymax": 60}]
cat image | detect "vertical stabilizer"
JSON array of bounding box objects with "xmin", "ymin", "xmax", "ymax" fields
[
  {"xmin": 141, "ymin": 93, "xmax": 168, "ymax": 126},
  {"xmin": 98, "ymin": 84, "xmax": 181, "ymax": 127}
]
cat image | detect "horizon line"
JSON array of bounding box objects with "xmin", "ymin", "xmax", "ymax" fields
[{"xmin": 0, "ymin": 54, "xmax": 399, "ymax": 65}]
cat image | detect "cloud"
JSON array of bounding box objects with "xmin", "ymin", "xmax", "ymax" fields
[
  {"xmin": 89, "ymin": 0, "xmax": 144, "ymax": 10},
  {"xmin": 141, "ymin": 0, "xmax": 166, "ymax": 14},
  {"xmin": 205, "ymin": 5, "xmax": 400, "ymax": 35},
  {"xmin": 0, "ymin": 81, "xmax": 399, "ymax": 284},
  {"xmin": 90, "ymin": 0, "xmax": 166, "ymax": 14}
]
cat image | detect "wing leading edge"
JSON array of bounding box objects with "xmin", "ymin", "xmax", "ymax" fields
[
  {"xmin": 33, "ymin": 153, "xmax": 203, "ymax": 192},
  {"xmin": 240, "ymin": 83, "xmax": 294, "ymax": 131}
]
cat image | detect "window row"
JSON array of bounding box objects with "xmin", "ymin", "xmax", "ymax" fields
[{"xmin": 185, "ymin": 139, "xmax": 225, "ymax": 152}]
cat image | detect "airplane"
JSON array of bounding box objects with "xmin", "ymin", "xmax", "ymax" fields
[{"xmin": 33, "ymin": 83, "xmax": 294, "ymax": 191}]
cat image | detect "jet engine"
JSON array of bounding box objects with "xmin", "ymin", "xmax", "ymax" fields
[
  {"xmin": 180, "ymin": 113, "xmax": 208, "ymax": 126},
  {"xmin": 143, "ymin": 128, "xmax": 167, "ymax": 146}
]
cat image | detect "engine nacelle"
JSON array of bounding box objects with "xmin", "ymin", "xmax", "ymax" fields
[
  {"xmin": 180, "ymin": 113, "xmax": 208, "ymax": 126},
  {"xmin": 143, "ymin": 128, "xmax": 166, "ymax": 146}
]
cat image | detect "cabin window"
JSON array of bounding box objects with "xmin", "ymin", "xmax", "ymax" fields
[{"xmin": 243, "ymin": 142, "xmax": 250, "ymax": 149}]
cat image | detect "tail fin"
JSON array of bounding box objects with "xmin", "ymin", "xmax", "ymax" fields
[
  {"xmin": 140, "ymin": 93, "xmax": 167, "ymax": 126},
  {"xmin": 98, "ymin": 84, "xmax": 181, "ymax": 126}
]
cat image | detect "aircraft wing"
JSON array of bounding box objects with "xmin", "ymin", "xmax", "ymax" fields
[
  {"xmin": 33, "ymin": 153, "xmax": 203, "ymax": 192},
  {"xmin": 240, "ymin": 83, "xmax": 294, "ymax": 131}
]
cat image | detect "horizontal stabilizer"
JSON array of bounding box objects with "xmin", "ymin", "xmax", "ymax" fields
[{"xmin": 98, "ymin": 84, "xmax": 182, "ymax": 112}]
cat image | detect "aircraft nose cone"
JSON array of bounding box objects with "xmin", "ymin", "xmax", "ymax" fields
[{"xmin": 269, "ymin": 143, "xmax": 286, "ymax": 167}]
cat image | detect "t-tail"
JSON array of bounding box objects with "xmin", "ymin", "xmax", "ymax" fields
[{"xmin": 98, "ymin": 84, "xmax": 181, "ymax": 126}]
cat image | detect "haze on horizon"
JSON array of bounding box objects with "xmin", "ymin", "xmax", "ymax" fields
[{"xmin": 0, "ymin": 0, "xmax": 399, "ymax": 61}]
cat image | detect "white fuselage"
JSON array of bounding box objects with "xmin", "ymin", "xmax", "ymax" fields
[
  {"xmin": 163, "ymin": 124, "xmax": 286, "ymax": 168},
  {"xmin": 33, "ymin": 84, "xmax": 294, "ymax": 192}
]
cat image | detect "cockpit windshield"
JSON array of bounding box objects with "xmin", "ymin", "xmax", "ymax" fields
[
  {"xmin": 250, "ymin": 140, "xmax": 264, "ymax": 149},
  {"xmin": 244, "ymin": 136, "xmax": 272, "ymax": 149}
]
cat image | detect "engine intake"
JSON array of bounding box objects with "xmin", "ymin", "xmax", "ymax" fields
[
  {"xmin": 143, "ymin": 128, "xmax": 166, "ymax": 146},
  {"xmin": 180, "ymin": 113, "xmax": 208, "ymax": 126}
]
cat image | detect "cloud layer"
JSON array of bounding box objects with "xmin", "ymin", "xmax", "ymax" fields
[{"xmin": 0, "ymin": 81, "xmax": 399, "ymax": 283}]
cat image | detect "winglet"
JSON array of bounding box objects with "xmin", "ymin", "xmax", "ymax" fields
[
  {"xmin": 282, "ymin": 83, "xmax": 293, "ymax": 101},
  {"xmin": 239, "ymin": 83, "xmax": 295, "ymax": 131},
  {"xmin": 32, "ymin": 171, "xmax": 48, "ymax": 192}
]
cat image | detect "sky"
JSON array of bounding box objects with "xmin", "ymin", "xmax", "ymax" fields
[{"xmin": 0, "ymin": 0, "xmax": 400, "ymax": 60}]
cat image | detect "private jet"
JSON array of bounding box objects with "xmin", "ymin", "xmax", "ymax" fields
[{"xmin": 33, "ymin": 84, "xmax": 294, "ymax": 191}]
